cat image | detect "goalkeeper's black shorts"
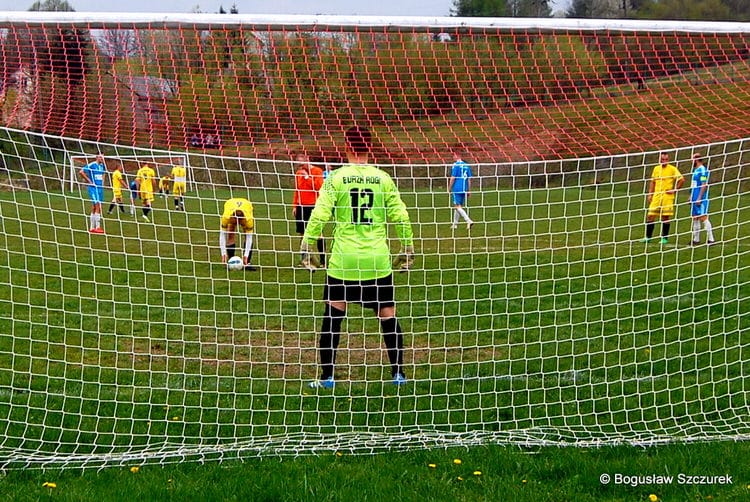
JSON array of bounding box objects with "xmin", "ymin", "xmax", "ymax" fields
[
  {"xmin": 295, "ymin": 205, "xmax": 314, "ymax": 235},
  {"xmin": 323, "ymin": 274, "xmax": 394, "ymax": 310}
]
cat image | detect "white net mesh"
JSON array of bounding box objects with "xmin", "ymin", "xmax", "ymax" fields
[{"xmin": 0, "ymin": 13, "xmax": 749, "ymax": 468}]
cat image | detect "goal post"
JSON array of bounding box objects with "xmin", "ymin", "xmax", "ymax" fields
[{"xmin": 0, "ymin": 12, "xmax": 749, "ymax": 469}]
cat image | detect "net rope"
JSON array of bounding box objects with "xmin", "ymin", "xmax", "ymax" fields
[{"xmin": 0, "ymin": 14, "xmax": 748, "ymax": 468}]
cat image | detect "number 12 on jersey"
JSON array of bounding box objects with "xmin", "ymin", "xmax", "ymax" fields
[{"xmin": 350, "ymin": 188, "xmax": 374, "ymax": 224}]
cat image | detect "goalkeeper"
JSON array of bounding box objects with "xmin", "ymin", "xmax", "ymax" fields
[{"xmin": 302, "ymin": 126, "xmax": 414, "ymax": 389}]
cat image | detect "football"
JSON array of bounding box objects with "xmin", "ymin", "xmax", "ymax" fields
[{"xmin": 226, "ymin": 256, "xmax": 244, "ymax": 271}]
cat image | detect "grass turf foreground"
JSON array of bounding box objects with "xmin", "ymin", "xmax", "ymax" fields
[
  {"xmin": 1, "ymin": 185, "xmax": 750, "ymax": 481},
  {"xmin": 1, "ymin": 442, "xmax": 750, "ymax": 501}
]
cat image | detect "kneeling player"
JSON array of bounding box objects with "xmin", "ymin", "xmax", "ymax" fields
[
  {"xmin": 219, "ymin": 197, "xmax": 256, "ymax": 270},
  {"xmin": 158, "ymin": 175, "xmax": 171, "ymax": 198}
]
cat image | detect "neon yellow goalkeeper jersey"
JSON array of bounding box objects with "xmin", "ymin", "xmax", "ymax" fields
[{"xmin": 303, "ymin": 163, "xmax": 413, "ymax": 281}]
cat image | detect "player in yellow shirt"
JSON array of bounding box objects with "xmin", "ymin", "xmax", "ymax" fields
[
  {"xmin": 219, "ymin": 197, "xmax": 256, "ymax": 270},
  {"xmin": 158, "ymin": 175, "xmax": 171, "ymax": 198},
  {"xmin": 135, "ymin": 164, "xmax": 156, "ymax": 222},
  {"xmin": 171, "ymin": 164, "xmax": 187, "ymax": 211},
  {"xmin": 107, "ymin": 163, "xmax": 130, "ymax": 215},
  {"xmin": 642, "ymin": 152, "xmax": 685, "ymax": 245}
]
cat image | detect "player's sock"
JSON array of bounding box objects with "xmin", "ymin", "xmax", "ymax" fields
[
  {"xmin": 453, "ymin": 211, "xmax": 460, "ymax": 226},
  {"xmin": 95, "ymin": 213, "xmax": 102, "ymax": 229},
  {"xmin": 119, "ymin": 203, "xmax": 125, "ymax": 213},
  {"xmin": 317, "ymin": 238, "xmax": 325, "ymax": 265},
  {"xmin": 107, "ymin": 202, "xmax": 116, "ymax": 214},
  {"xmin": 692, "ymin": 220, "xmax": 701, "ymax": 242},
  {"xmin": 456, "ymin": 207, "xmax": 470, "ymax": 223},
  {"xmin": 380, "ymin": 317, "xmax": 404, "ymax": 378},
  {"xmin": 319, "ymin": 304, "xmax": 346, "ymax": 380},
  {"xmin": 89, "ymin": 213, "xmax": 96, "ymax": 230},
  {"xmin": 705, "ymin": 220, "xmax": 715, "ymax": 241},
  {"xmin": 143, "ymin": 207, "xmax": 151, "ymax": 217},
  {"xmin": 227, "ymin": 243, "xmax": 236, "ymax": 259},
  {"xmin": 661, "ymin": 222, "xmax": 671, "ymax": 237},
  {"xmin": 645, "ymin": 222, "xmax": 655, "ymax": 239}
]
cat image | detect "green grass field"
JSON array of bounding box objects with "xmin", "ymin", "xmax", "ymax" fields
[{"xmin": 0, "ymin": 182, "xmax": 749, "ymax": 499}]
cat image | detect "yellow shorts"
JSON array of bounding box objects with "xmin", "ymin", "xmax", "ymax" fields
[
  {"xmin": 141, "ymin": 190, "xmax": 154, "ymax": 203},
  {"xmin": 648, "ymin": 193, "xmax": 675, "ymax": 217},
  {"xmin": 112, "ymin": 189, "xmax": 122, "ymax": 198},
  {"xmin": 172, "ymin": 182, "xmax": 186, "ymax": 196}
]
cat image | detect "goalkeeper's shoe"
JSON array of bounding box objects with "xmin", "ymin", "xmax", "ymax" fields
[
  {"xmin": 308, "ymin": 377, "xmax": 335, "ymax": 389},
  {"xmin": 392, "ymin": 373, "xmax": 408, "ymax": 386},
  {"xmin": 660, "ymin": 237, "xmax": 668, "ymax": 245}
]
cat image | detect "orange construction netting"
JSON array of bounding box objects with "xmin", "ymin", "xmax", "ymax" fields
[{"xmin": 1, "ymin": 15, "xmax": 748, "ymax": 163}]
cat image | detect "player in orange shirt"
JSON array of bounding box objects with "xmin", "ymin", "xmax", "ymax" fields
[{"xmin": 292, "ymin": 154, "xmax": 326, "ymax": 266}]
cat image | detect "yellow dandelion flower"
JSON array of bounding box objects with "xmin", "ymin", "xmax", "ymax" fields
[
  {"xmin": 473, "ymin": 470, "xmax": 482, "ymax": 476},
  {"xmin": 335, "ymin": 452, "xmax": 343, "ymax": 457},
  {"xmin": 428, "ymin": 463, "xmax": 436, "ymax": 469},
  {"xmin": 42, "ymin": 482, "xmax": 57, "ymax": 488},
  {"xmin": 648, "ymin": 495, "xmax": 658, "ymax": 502},
  {"xmin": 457, "ymin": 476, "xmax": 464, "ymax": 481},
  {"xmin": 453, "ymin": 458, "xmax": 462, "ymax": 465},
  {"xmin": 130, "ymin": 466, "xmax": 140, "ymax": 473},
  {"xmin": 172, "ymin": 416, "xmax": 180, "ymax": 421},
  {"xmin": 522, "ymin": 479, "xmax": 527, "ymax": 484}
]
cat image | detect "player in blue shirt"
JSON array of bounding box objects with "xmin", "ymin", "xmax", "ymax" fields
[
  {"xmin": 690, "ymin": 153, "xmax": 715, "ymax": 245},
  {"xmin": 448, "ymin": 150, "xmax": 474, "ymax": 230},
  {"xmin": 79, "ymin": 154, "xmax": 107, "ymax": 234}
]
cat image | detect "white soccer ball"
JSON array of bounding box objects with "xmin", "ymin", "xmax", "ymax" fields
[{"xmin": 226, "ymin": 256, "xmax": 244, "ymax": 271}]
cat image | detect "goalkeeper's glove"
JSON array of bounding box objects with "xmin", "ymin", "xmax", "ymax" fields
[
  {"xmin": 392, "ymin": 245, "xmax": 415, "ymax": 271},
  {"xmin": 300, "ymin": 240, "xmax": 320, "ymax": 271}
]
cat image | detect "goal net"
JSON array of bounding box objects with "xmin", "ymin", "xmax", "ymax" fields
[{"xmin": 0, "ymin": 13, "xmax": 749, "ymax": 469}]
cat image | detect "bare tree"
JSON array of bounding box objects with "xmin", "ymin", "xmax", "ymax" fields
[{"xmin": 96, "ymin": 29, "xmax": 140, "ymax": 60}]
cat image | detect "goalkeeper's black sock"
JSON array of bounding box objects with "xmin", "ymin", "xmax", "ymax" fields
[
  {"xmin": 107, "ymin": 202, "xmax": 116, "ymax": 214},
  {"xmin": 662, "ymin": 222, "xmax": 671, "ymax": 237},
  {"xmin": 227, "ymin": 243, "xmax": 236, "ymax": 258},
  {"xmin": 317, "ymin": 238, "xmax": 325, "ymax": 265},
  {"xmin": 319, "ymin": 304, "xmax": 346, "ymax": 380},
  {"xmin": 646, "ymin": 222, "xmax": 655, "ymax": 239},
  {"xmin": 118, "ymin": 203, "xmax": 125, "ymax": 213},
  {"xmin": 143, "ymin": 207, "xmax": 151, "ymax": 217},
  {"xmin": 380, "ymin": 317, "xmax": 404, "ymax": 378}
]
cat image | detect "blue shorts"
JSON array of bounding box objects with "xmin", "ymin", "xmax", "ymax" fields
[
  {"xmin": 88, "ymin": 186, "xmax": 105, "ymax": 204},
  {"xmin": 452, "ymin": 193, "xmax": 466, "ymax": 206},
  {"xmin": 691, "ymin": 200, "xmax": 709, "ymax": 217}
]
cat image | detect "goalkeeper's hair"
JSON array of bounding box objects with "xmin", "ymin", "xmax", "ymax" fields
[{"xmin": 345, "ymin": 126, "xmax": 372, "ymax": 154}]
